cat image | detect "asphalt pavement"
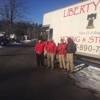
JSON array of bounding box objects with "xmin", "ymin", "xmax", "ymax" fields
[{"xmin": 0, "ymin": 42, "xmax": 99, "ymax": 100}]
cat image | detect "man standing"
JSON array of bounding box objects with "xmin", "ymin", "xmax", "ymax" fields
[
  {"xmin": 45, "ymin": 38, "xmax": 56, "ymax": 69},
  {"xmin": 35, "ymin": 38, "xmax": 44, "ymax": 68},
  {"xmin": 66, "ymin": 38, "xmax": 76, "ymax": 74},
  {"xmin": 57, "ymin": 39, "xmax": 67, "ymax": 69}
]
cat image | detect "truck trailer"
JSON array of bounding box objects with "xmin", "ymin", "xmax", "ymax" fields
[{"xmin": 41, "ymin": 0, "xmax": 100, "ymax": 59}]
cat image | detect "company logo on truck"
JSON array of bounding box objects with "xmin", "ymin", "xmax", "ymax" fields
[
  {"xmin": 86, "ymin": 13, "xmax": 97, "ymax": 29},
  {"xmin": 63, "ymin": 0, "xmax": 100, "ymax": 17}
]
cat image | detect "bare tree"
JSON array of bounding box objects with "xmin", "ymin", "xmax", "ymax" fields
[{"xmin": 0, "ymin": 0, "xmax": 28, "ymax": 36}]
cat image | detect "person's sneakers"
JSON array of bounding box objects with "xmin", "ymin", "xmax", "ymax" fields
[
  {"xmin": 69, "ymin": 71, "xmax": 74, "ymax": 74},
  {"xmin": 59, "ymin": 67, "xmax": 63, "ymax": 69},
  {"xmin": 66, "ymin": 70, "xmax": 70, "ymax": 74},
  {"xmin": 66, "ymin": 69, "xmax": 69, "ymax": 72},
  {"xmin": 52, "ymin": 67, "xmax": 54, "ymax": 70}
]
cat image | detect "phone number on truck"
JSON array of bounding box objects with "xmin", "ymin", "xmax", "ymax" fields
[{"xmin": 76, "ymin": 44, "xmax": 100, "ymax": 52}]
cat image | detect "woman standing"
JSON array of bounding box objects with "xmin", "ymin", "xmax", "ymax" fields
[
  {"xmin": 45, "ymin": 38, "xmax": 56, "ymax": 69},
  {"xmin": 57, "ymin": 39, "xmax": 67, "ymax": 69},
  {"xmin": 35, "ymin": 38, "xmax": 44, "ymax": 68}
]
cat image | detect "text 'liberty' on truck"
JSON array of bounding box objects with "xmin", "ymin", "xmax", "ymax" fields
[{"xmin": 40, "ymin": 0, "xmax": 100, "ymax": 59}]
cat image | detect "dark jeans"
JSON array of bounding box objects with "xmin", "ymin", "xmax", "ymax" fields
[{"xmin": 36, "ymin": 53, "xmax": 44, "ymax": 67}]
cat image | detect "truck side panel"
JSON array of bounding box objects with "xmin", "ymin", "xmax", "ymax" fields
[{"xmin": 43, "ymin": 0, "xmax": 100, "ymax": 59}]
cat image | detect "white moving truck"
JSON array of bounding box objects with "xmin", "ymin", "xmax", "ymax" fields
[{"xmin": 41, "ymin": 0, "xmax": 100, "ymax": 59}]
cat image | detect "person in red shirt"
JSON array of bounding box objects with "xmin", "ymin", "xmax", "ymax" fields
[
  {"xmin": 34, "ymin": 38, "xmax": 44, "ymax": 68},
  {"xmin": 45, "ymin": 38, "xmax": 56, "ymax": 69},
  {"xmin": 57, "ymin": 39, "xmax": 67, "ymax": 69}
]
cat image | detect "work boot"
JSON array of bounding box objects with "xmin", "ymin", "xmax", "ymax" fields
[
  {"xmin": 52, "ymin": 67, "xmax": 54, "ymax": 70},
  {"xmin": 69, "ymin": 71, "xmax": 74, "ymax": 74}
]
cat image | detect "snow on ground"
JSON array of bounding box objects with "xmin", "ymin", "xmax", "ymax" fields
[
  {"xmin": 70, "ymin": 59, "xmax": 100, "ymax": 98},
  {"xmin": 20, "ymin": 39, "xmax": 37, "ymax": 43},
  {"xmin": 7, "ymin": 42, "xmax": 22, "ymax": 46},
  {"xmin": 31, "ymin": 39, "xmax": 37, "ymax": 41},
  {"xmin": 20, "ymin": 39, "xmax": 31, "ymax": 43},
  {"xmin": 0, "ymin": 39, "xmax": 37, "ymax": 48}
]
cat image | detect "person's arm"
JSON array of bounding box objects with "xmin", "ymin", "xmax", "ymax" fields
[
  {"xmin": 44, "ymin": 44, "xmax": 48, "ymax": 51},
  {"xmin": 65, "ymin": 44, "xmax": 67, "ymax": 53},
  {"xmin": 57, "ymin": 44, "xmax": 59, "ymax": 51},
  {"xmin": 54, "ymin": 43, "xmax": 57, "ymax": 53}
]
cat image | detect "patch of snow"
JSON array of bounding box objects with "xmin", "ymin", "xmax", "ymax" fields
[
  {"xmin": 20, "ymin": 39, "xmax": 37, "ymax": 43},
  {"xmin": 20, "ymin": 39, "xmax": 31, "ymax": 43},
  {"xmin": 7, "ymin": 42, "xmax": 22, "ymax": 46},
  {"xmin": 31, "ymin": 39, "xmax": 37, "ymax": 41},
  {"xmin": 3, "ymin": 39, "xmax": 35, "ymax": 47},
  {"xmin": 70, "ymin": 59, "xmax": 100, "ymax": 98}
]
